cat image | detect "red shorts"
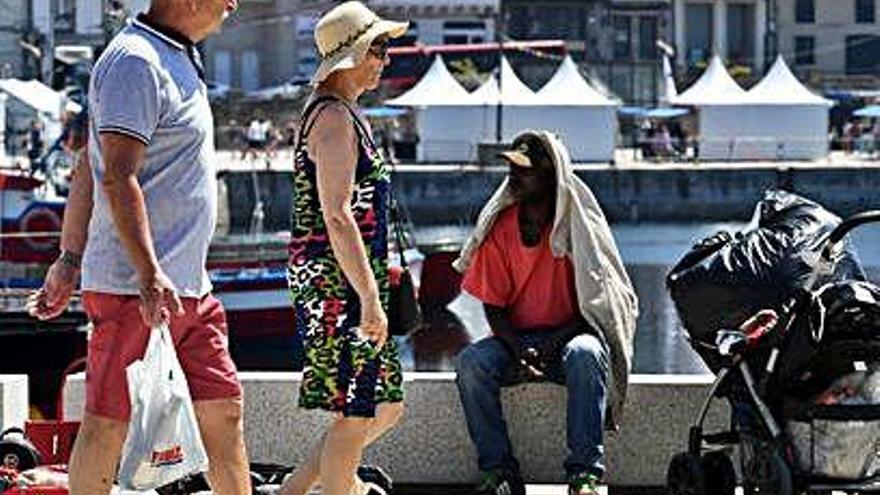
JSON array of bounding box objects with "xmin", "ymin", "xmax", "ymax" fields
[{"xmin": 82, "ymin": 291, "xmax": 242, "ymax": 421}]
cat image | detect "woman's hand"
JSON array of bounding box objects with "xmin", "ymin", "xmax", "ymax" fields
[{"xmin": 359, "ymin": 295, "xmax": 388, "ymax": 348}]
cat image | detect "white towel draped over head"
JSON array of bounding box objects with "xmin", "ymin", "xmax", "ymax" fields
[{"xmin": 453, "ymin": 130, "xmax": 639, "ymax": 428}]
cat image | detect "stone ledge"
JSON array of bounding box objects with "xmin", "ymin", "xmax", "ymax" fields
[
  {"xmin": 64, "ymin": 372, "xmax": 729, "ymax": 486},
  {"xmin": 0, "ymin": 375, "xmax": 29, "ymax": 431}
]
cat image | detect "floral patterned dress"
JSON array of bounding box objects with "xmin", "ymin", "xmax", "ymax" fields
[{"xmin": 287, "ymin": 95, "xmax": 404, "ymax": 417}]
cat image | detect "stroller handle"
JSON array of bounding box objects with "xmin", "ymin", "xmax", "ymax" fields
[{"xmin": 824, "ymin": 210, "xmax": 880, "ymax": 257}]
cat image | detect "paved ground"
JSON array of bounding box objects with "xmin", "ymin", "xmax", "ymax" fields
[
  {"xmin": 398, "ymin": 486, "xmax": 610, "ymax": 495},
  {"xmin": 397, "ymin": 487, "xmax": 855, "ymax": 494}
]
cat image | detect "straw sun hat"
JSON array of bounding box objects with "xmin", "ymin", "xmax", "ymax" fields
[{"xmin": 312, "ymin": 1, "xmax": 409, "ymax": 84}]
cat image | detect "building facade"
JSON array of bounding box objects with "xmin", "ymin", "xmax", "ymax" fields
[
  {"xmin": 370, "ymin": 0, "xmax": 497, "ymax": 45},
  {"xmin": 202, "ymin": 0, "xmax": 336, "ymax": 92},
  {"xmin": 672, "ymin": 0, "xmax": 770, "ymax": 72},
  {"xmin": 0, "ymin": 0, "xmax": 147, "ymax": 82},
  {"xmin": 201, "ymin": 0, "xmax": 498, "ymax": 92},
  {"xmin": 0, "ymin": 0, "xmax": 30, "ymax": 79},
  {"xmin": 776, "ymin": 0, "xmax": 880, "ymax": 87},
  {"xmin": 606, "ymin": 0, "xmax": 673, "ymax": 104},
  {"xmin": 502, "ymin": 0, "xmax": 672, "ymax": 104}
]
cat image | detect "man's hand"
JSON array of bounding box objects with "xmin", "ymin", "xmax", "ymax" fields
[
  {"xmin": 138, "ymin": 270, "xmax": 184, "ymax": 328},
  {"xmin": 27, "ymin": 257, "xmax": 80, "ymax": 320},
  {"xmin": 358, "ymin": 295, "xmax": 388, "ymax": 349},
  {"xmin": 519, "ymin": 346, "xmax": 547, "ymax": 380}
]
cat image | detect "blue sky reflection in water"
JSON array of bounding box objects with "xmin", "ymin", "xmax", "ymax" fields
[{"xmin": 410, "ymin": 222, "xmax": 880, "ymax": 375}]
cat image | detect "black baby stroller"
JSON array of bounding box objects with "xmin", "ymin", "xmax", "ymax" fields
[{"xmin": 665, "ymin": 190, "xmax": 880, "ymax": 495}]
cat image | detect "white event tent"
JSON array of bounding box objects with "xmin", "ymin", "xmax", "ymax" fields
[
  {"xmin": 386, "ymin": 55, "xmax": 489, "ymax": 162},
  {"xmin": 388, "ymin": 55, "xmax": 620, "ymax": 163},
  {"xmin": 0, "ymin": 79, "xmax": 80, "ymax": 146},
  {"xmin": 670, "ymin": 55, "xmax": 748, "ymax": 160},
  {"xmin": 670, "ymin": 55, "xmax": 832, "ymax": 160},
  {"xmin": 532, "ymin": 56, "xmax": 618, "ymax": 162},
  {"xmin": 469, "ymin": 56, "xmax": 618, "ymax": 162},
  {"xmin": 737, "ymin": 56, "xmax": 833, "ymax": 160},
  {"xmin": 468, "ymin": 56, "xmax": 541, "ymax": 145}
]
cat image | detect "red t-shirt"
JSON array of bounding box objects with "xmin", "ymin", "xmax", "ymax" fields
[{"xmin": 462, "ymin": 205, "xmax": 578, "ymax": 332}]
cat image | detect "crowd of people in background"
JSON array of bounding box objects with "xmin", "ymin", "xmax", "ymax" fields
[
  {"xmin": 835, "ymin": 118, "xmax": 880, "ymax": 154},
  {"xmin": 634, "ymin": 115, "xmax": 880, "ymax": 161},
  {"xmin": 638, "ymin": 120, "xmax": 690, "ymax": 160}
]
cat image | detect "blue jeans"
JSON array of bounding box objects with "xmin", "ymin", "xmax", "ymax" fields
[{"xmin": 455, "ymin": 333, "xmax": 609, "ymax": 479}]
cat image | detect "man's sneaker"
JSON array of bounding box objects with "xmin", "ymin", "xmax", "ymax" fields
[
  {"xmin": 476, "ymin": 469, "xmax": 526, "ymax": 495},
  {"xmin": 357, "ymin": 464, "xmax": 393, "ymax": 495},
  {"xmin": 568, "ymin": 472, "xmax": 602, "ymax": 495}
]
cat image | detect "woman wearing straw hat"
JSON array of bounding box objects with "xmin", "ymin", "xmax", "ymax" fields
[{"xmin": 283, "ymin": 2, "xmax": 409, "ymax": 495}]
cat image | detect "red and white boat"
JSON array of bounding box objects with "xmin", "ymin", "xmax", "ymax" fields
[
  {"xmin": 0, "ymin": 168, "xmax": 295, "ymax": 344},
  {"xmin": 0, "ymin": 170, "xmax": 429, "ymax": 370}
]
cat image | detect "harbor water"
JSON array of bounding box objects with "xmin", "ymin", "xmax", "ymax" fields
[{"xmin": 406, "ymin": 221, "xmax": 880, "ymax": 374}]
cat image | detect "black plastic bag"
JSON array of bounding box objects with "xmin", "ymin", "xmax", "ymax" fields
[
  {"xmin": 667, "ymin": 190, "xmax": 865, "ymax": 348},
  {"xmin": 777, "ymin": 280, "xmax": 880, "ymax": 398}
]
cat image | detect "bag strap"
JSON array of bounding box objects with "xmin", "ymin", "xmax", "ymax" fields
[
  {"xmin": 388, "ymin": 190, "xmax": 411, "ymax": 270},
  {"xmin": 297, "ymin": 94, "xmax": 344, "ymax": 145}
]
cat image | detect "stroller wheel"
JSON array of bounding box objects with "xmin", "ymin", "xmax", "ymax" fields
[
  {"xmin": 701, "ymin": 451, "xmax": 736, "ymax": 495},
  {"xmin": 743, "ymin": 447, "xmax": 792, "ymax": 495},
  {"xmin": 667, "ymin": 452, "xmax": 706, "ymax": 495}
]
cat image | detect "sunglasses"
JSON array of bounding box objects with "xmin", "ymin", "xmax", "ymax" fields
[{"xmin": 368, "ymin": 38, "xmax": 390, "ymax": 59}]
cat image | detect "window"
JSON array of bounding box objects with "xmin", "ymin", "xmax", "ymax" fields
[
  {"xmin": 794, "ymin": 36, "xmax": 815, "ymax": 65},
  {"xmin": 443, "ymin": 35, "xmax": 469, "ymax": 44},
  {"xmin": 507, "ymin": 6, "xmax": 531, "ymax": 38},
  {"xmin": 638, "ymin": 16, "xmax": 658, "ymax": 60},
  {"xmin": 75, "ymin": 0, "xmax": 102, "ymax": 35},
  {"xmin": 443, "ymin": 18, "xmax": 488, "ymax": 45},
  {"xmin": 846, "ymin": 35, "xmax": 880, "ymax": 74},
  {"xmin": 213, "ymin": 51, "xmax": 232, "ymax": 85},
  {"xmin": 685, "ymin": 4, "xmax": 713, "ymax": 64},
  {"xmin": 240, "ymin": 50, "xmax": 260, "ymax": 91},
  {"xmin": 56, "ymin": 0, "xmax": 75, "ymax": 14},
  {"xmin": 507, "ymin": 5, "xmax": 587, "ymax": 41},
  {"xmin": 857, "ymin": 0, "xmax": 875, "ymax": 23},
  {"xmin": 53, "ymin": 0, "xmax": 76, "ymax": 32},
  {"xmin": 613, "ymin": 16, "xmax": 631, "ymax": 59},
  {"xmin": 727, "ymin": 4, "xmax": 755, "ymax": 65},
  {"xmin": 795, "ymin": 0, "xmax": 815, "ymax": 23}
]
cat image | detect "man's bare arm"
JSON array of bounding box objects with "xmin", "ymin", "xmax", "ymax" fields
[
  {"xmin": 100, "ymin": 132, "xmax": 182, "ymax": 325},
  {"xmin": 59, "ymin": 150, "xmax": 94, "ymax": 261},
  {"xmin": 28, "ymin": 151, "xmax": 94, "ymax": 320}
]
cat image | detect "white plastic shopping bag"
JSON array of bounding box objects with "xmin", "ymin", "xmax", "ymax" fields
[{"xmin": 117, "ymin": 324, "xmax": 209, "ymax": 490}]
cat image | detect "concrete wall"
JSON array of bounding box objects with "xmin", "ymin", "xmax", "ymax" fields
[
  {"xmin": 0, "ymin": 375, "xmax": 28, "ymax": 431},
  {"xmin": 64, "ymin": 372, "xmax": 729, "ymax": 486},
  {"xmin": 222, "ymin": 165, "xmax": 880, "ymax": 232}
]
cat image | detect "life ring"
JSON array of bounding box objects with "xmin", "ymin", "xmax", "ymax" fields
[{"xmin": 19, "ymin": 206, "xmax": 62, "ymax": 252}]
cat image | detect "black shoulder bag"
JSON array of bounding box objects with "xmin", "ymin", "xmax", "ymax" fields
[{"xmin": 387, "ymin": 190, "xmax": 423, "ymax": 335}]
